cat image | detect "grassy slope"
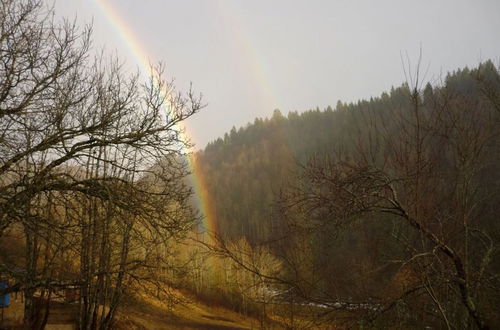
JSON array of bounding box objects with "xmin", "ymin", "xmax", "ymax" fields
[
  {"xmin": 114, "ymin": 288, "xmax": 350, "ymax": 329},
  {"xmin": 115, "ymin": 289, "xmax": 273, "ymax": 330}
]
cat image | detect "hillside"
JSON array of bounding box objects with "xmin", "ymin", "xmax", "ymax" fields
[
  {"xmin": 191, "ymin": 61, "xmax": 500, "ymax": 328},
  {"xmin": 195, "ymin": 61, "xmax": 500, "ymax": 243}
]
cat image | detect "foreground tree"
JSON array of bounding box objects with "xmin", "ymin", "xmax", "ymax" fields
[
  {"xmin": 277, "ymin": 62, "xmax": 500, "ymax": 329},
  {"xmin": 0, "ymin": 1, "xmax": 202, "ymax": 328}
]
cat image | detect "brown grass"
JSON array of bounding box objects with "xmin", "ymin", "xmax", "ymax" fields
[{"xmin": 114, "ymin": 288, "xmax": 267, "ymax": 330}]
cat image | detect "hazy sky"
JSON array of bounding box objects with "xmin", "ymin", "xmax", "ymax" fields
[{"xmin": 52, "ymin": 0, "xmax": 500, "ymax": 149}]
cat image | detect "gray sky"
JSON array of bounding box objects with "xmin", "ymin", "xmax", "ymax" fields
[{"xmin": 53, "ymin": 0, "xmax": 500, "ymax": 150}]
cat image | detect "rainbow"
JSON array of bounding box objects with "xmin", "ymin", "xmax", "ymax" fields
[
  {"xmin": 91, "ymin": 1, "xmax": 283, "ymax": 240},
  {"xmin": 214, "ymin": 1, "xmax": 276, "ymax": 116},
  {"xmin": 90, "ymin": 0, "xmax": 220, "ymax": 236}
]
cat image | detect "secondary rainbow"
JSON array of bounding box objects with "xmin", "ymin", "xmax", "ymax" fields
[{"xmin": 91, "ymin": 0, "xmax": 218, "ymax": 236}]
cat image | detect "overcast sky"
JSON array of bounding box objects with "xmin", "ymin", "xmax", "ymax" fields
[{"xmin": 52, "ymin": 0, "xmax": 500, "ymax": 150}]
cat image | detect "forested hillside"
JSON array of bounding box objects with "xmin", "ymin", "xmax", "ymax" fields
[
  {"xmin": 194, "ymin": 62, "xmax": 500, "ymax": 328},
  {"xmin": 196, "ymin": 63, "xmax": 498, "ymax": 241}
]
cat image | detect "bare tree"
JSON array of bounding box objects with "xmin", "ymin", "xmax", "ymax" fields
[
  {"xmin": 276, "ymin": 61, "xmax": 500, "ymax": 329},
  {"xmin": 0, "ymin": 1, "xmax": 203, "ymax": 328}
]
